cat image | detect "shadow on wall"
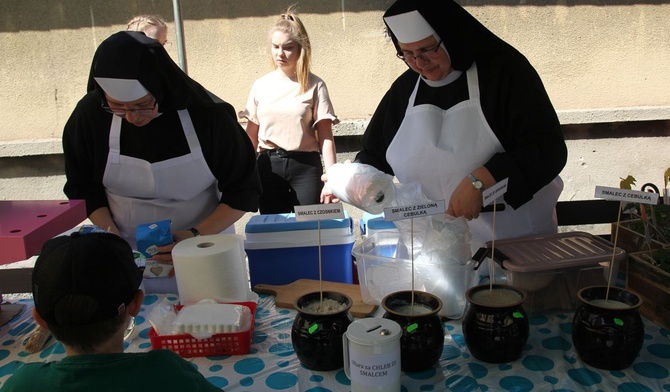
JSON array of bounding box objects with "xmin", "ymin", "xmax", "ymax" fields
[
  {"xmin": 2, "ymin": 0, "xmax": 667, "ymax": 32},
  {"xmin": 0, "ymin": 0, "xmax": 394, "ymax": 32}
]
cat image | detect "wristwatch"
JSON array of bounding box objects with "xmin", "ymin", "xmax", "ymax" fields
[
  {"xmin": 468, "ymin": 173, "xmax": 484, "ymax": 191},
  {"xmin": 188, "ymin": 227, "xmax": 201, "ymax": 237}
]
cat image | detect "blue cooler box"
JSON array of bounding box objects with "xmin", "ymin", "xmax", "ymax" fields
[
  {"xmin": 359, "ymin": 212, "xmax": 398, "ymax": 237},
  {"xmin": 245, "ymin": 213, "xmax": 355, "ymax": 287}
]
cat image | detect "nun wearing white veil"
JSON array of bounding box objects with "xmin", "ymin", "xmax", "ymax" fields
[
  {"xmin": 63, "ymin": 31, "xmax": 261, "ymax": 256},
  {"xmin": 354, "ymin": 0, "xmax": 567, "ymax": 247}
]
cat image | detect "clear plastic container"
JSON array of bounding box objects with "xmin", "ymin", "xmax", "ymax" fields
[
  {"xmin": 476, "ymin": 231, "xmax": 625, "ymax": 313},
  {"xmin": 352, "ymin": 232, "xmax": 476, "ymax": 319}
]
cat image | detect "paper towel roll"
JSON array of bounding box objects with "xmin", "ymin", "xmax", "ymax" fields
[
  {"xmin": 326, "ymin": 162, "xmax": 396, "ymax": 214},
  {"xmin": 172, "ymin": 234, "xmax": 252, "ymax": 305}
]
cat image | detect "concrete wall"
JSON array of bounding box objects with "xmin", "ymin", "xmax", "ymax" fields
[
  {"xmin": 1, "ymin": 0, "xmax": 669, "ymax": 235},
  {"xmin": 2, "ymin": 0, "xmax": 670, "ymax": 142}
]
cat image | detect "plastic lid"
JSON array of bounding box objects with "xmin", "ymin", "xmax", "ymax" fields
[
  {"xmin": 345, "ymin": 318, "xmax": 401, "ymax": 346},
  {"xmin": 489, "ymin": 231, "xmax": 626, "ymax": 273},
  {"xmin": 245, "ymin": 213, "xmax": 351, "ymax": 233},
  {"xmin": 359, "ymin": 212, "xmax": 396, "ymax": 234},
  {"xmin": 367, "ymin": 217, "xmax": 396, "ymax": 230}
]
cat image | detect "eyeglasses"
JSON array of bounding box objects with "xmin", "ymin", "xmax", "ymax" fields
[
  {"xmin": 396, "ymin": 39, "xmax": 443, "ymax": 62},
  {"xmin": 102, "ymin": 99, "xmax": 157, "ymax": 117}
]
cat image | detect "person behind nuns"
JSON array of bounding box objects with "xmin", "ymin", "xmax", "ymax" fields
[
  {"xmin": 239, "ymin": 7, "xmax": 339, "ymax": 214},
  {"xmin": 126, "ymin": 14, "xmax": 168, "ymax": 45}
]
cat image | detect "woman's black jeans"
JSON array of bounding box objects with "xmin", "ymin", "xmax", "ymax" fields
[{"xmin": 256, "ymin": 149, "xmax": 323, "ymax": 214}]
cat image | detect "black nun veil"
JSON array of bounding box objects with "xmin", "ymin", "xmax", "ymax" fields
[
  {"xmin": 86, "ymin": 31, "xmax": 227, "ymax": 113},
  {"xmin": 383, "ymin": 0, "xmax": 520, "ymax": 72}
]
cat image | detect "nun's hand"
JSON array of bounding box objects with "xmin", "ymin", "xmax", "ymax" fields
[
  {"xmin": 446, "ymin": 178, "xmax": 483, "ymax": 221},
  {"xmin": 150, "ymin": 244, "xmax": 175, "ymax": 277},
  {"xmin": 320, "ymin": 181, "xmax": 339, "ymax": 204},
  {"xmin": 320, "ymin": 161, "xmax": 350, "ymax": 204},
  {"xmin": 152, "ymin": 243, "xmax": 176, "ymax": 263},
  {"xmin": 152, "ymin": 231, "xmax": 194, "ymax": 278},
  {"xmin": 150, "ymin": 230, "xmax": 191, "ymax": 267}
]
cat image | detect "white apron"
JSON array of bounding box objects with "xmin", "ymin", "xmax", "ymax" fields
[
  {"xmin": 386, "ymin": 64, "xmax": 562, "ymax": 248},
  {"xmin": 103, "ymin": 109, "xmax": 221, "ymax": 249}
]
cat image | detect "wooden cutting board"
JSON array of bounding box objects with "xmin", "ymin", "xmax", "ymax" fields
[{"xmin": 253, "ymin": 279, "xmax": 378, "ymax": 318}]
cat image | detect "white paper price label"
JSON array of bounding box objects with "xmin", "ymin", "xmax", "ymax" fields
[
  {"xmin": 293, "ymin": 203, "xmax": 345, "ymax": 221},
  {"xmin": 594, "ymin": 186, "xmax": 659, "ymax": 205},
  {"xmin": 383, "ymin": 200, "xmax": 446, "ymax": 221},
  {"xmin": 482, "ymin": 178, "xmax": 508, "ymax": 207}
]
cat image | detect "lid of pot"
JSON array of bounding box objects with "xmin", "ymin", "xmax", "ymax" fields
[
  {"xmin": 486, "ymin": 231, "xmax": 626, "ymax": 273},
  {"xmin": 345, "ymin": 318, "xmax": 401, "ymax": 345}
]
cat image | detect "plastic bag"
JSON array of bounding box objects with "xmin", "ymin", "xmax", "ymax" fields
[
  {"xmin": 147, "ymin": 297, "xmax": 178, "ymax": 335},
  {"xmin": 419, "ymin": 214, "xmax": 472, "ymax": 265},
  {"xmin": 136, "ymin": 219, "xmax": 172, "ymax": 258},
  {"xmin": 391, "ymin": 183, "xmax": 472, "ymax": 265},
  {"xmin": 326, "ymin": 163, "xmax": 396, "ymax": 214}
]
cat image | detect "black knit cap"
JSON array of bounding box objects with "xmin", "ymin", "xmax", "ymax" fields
[{"xmin": 32, "ymin": 232, "xmax": 143, "ymax": 326}]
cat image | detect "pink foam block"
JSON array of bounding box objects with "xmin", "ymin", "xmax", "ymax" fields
[{"xmin": 0, "ymin": 200, "xmax": 87, "ymax": 265}]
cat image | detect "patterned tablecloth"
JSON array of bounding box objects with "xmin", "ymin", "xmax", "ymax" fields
[{"xmin": 0, "ymin": 293, "xmax": 669, "ymax": 391}]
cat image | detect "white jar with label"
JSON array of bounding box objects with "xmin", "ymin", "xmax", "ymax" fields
[{"xmin": 342, "ymin": 317, "xmax": 402, "ymax": 392}]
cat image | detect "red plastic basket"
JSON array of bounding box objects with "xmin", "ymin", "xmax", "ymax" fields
[{"xmin": 148, "ymin": 301, "xmax": 256, "ymax": 358}]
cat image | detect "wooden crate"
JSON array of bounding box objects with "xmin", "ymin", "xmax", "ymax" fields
[
  {"xmin": 613, "ymin": 220, "xmax": 667, "ymax": 254},
  {"xmin": 626, "ymin": 252, "xmax": 670, "ymax": 330}
]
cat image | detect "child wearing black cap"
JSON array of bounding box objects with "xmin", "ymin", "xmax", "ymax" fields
[{"xmin": 0, "ymin": 232, "xmax": 221, "ymax": 392}]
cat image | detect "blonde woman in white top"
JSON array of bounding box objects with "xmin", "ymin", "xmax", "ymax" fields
[{"xmin": 239, "ymin": 8, "xmax": 339, "ymax": 214}]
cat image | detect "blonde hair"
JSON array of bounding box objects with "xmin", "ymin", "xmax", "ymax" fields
[
  {"xmin": 127, "ymin": 14, "xmax": 167, "ymax": 42},
  {"xmin": 270, "ymin": 7, "xmax": 312, "ymax": 94}
]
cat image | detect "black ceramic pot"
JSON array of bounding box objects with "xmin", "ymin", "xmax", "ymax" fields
[
  {"xmin": 462, "ymin": 284, "xmax": 529, "ymax": 363},
  {"xmin": 291, "ymin": 291, "xmax": 353, "ymax": 370},
  {"xmin": 572, "ymin": 286, "xmax": 644, "ymax": 370},
  {"xmin": 381, "ymin": 290, "xmax": 444, "ymax": 372}
]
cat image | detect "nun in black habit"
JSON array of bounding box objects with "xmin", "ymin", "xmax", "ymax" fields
[
  {"xmin": 63, "ymin": 31, "xmax": 261, "ymax": 256},
  {"xmin": 355, "ymin": 0, "xmax": 567, "ymax": 246}
]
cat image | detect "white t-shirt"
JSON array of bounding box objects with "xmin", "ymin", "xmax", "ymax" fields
[{"xmin": 239, "ymin": 70, "xmax": 339, "ymax": 152}]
